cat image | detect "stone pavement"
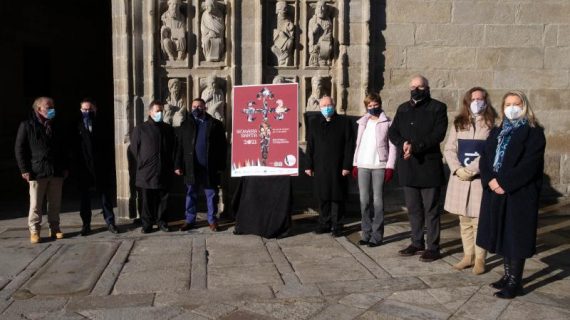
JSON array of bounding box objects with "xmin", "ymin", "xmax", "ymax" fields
[{"xmin": 1, "ymin": 202, "xmax": 569, "ymax": 320}]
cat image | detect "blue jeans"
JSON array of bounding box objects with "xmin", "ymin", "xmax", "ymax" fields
[
  {"xmin": 358, "ymin": 168, "xmax": 385, "ymax": 244},
  {"xmin": 185, "ymin": 183, "xmax": 218, "ymax": 224}
]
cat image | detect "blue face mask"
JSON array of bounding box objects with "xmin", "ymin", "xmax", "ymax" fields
[
  {"xmin": 320, "ymin": 105, "xmax": 335, "ymax": 118},
  {"xmin": 151, "ymin": 111, "xmax": 163, "ymax": 122},
  {"xmin": 46, "ymin": 109, "xmax": 56, "ymax": 120}
]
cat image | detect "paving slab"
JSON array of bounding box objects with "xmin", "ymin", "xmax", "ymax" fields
[
  {"xmin": 338, "ymin": 292, "xmax": 390, "ymax": 309},
  {"xmin": 0, "ymin": 244, "xmax": 47, "ymax": 281},
  {"xmin": 78, "ymin": 306, "xmax": 186, "ymax": 320},
  {"xmin": 221, "ymin": 310, "xmax": 277, "ymax": 320},
  {"xmin": 271, "ymin": 284, "xmax": 322, "ymax": 299},
  {"xmin": 154, "ymin": 286, "xmax": 275, "ymax": 307},
  {"xmin": 375, "ymin": 256, "xmax": 455, "ymax": 277},
  {"xmin": 192, "ymin": 302, "xmax": 237, "ymax": 319},
  {"xmin": 1, "ymin": 297, "xmax": 68, "ymax": 319},
  {"xmin": 208, "ymin": 263, "xmax": 282, "ymax": 288},
  {"xmin": 499, "ymin": 300, "xmax": 570, "ymax": 320},
  {"xmin": 317, "ymin": 277, "xmax": 427, "ymax": 296},
  {"xmin": 66, "ymin": 293, "xmax": 155, "ymax": 312},
  {"xmin": 367, "ymin": 299, "xmax": 451, "ymax": 320},
  {"xmin": 310, "ymin": 303, "xmax": 364, "ymax": 320},
  {"xmin": 453, "ymin": 293, "xmax": 510, "ymax": 320},
  {"xmin": 207, "ymin": 235, "xmax": 273, "ymax": 267},
  {"xmin": 291, "ymin": 256, "xmax": 375, "ymax": 284},
  {"xmin": 113, "ymin": 268, "xmax": 190, "ymax": 294},
  {"xmin": 239, "ymin": 298, "xmax": 327, "ymax": 320},
  {"xmin": 16, "ymin": 242, "xmax": 118, "ymax": 298}
]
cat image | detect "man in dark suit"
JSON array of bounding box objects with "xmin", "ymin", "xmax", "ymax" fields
[
  {"xmin": 305, "ymin": 96, "xmax": 354, "ymax": 237},
  {"xmin": 388, "ymin": 75, "xmax": 448, "ymax": 262},
  {"xmin": 175, "ymin": 98, "xmax": 227, "ymax": 232},
  {"xmin": 130, "ymin": 100, "xmax": 176, "ymax": 233},
  {"xmin": 74, "ymin": 98, "xmax": 119, "ymax": 235}
]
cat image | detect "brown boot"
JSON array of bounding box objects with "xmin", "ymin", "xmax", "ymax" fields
[
  {"xmin": 453, "ymin": 255, "xmax": 474, "ymax": 270},
  {"xmin": 49, "ymin": 228, "xmax": 64, "ymax": 239},
  {"xmin": 473, "ymin": 257, "xmax": 486, "ymax": 275},
  {"xmin": 30, "ymin": 231, "xmax": 40, "ymax": 244}
]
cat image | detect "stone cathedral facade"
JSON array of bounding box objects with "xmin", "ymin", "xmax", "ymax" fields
[{"xmin": 112, "ymin": 0, "xmax": 570, "ymax": 219}]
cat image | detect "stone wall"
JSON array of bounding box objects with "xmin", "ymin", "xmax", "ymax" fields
[{"xmin": 375, "ymin": 0, "xmax": 570, "ymax": 197}]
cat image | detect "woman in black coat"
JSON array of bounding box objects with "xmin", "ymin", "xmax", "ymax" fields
[{"xmin": 477, "ymin": 90, "xmax": 546, "ymax": 299}]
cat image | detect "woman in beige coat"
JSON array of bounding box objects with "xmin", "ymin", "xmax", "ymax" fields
[{"xmin": 444, "ymin": 87, "xmax": 497, "ymax": 274}]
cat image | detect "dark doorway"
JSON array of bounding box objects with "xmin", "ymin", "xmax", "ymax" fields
[{"xmin": 0, "ymin": 0, "xmax": 114, "ymax": 219}]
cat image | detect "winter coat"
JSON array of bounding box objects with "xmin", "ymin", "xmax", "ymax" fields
[
  {"xmin": 175, "ymin": 114, "xmax": 227, "ymax": 187},
  {"xmin": 73, "ymin": 112, "xmax": 115, "ymax": 188},
  {"xmin": 14, "ymin": 113, "xmax": 69, "ymax": 180},
  {"xmin": 353, "ymin": 112, "xmax": 397, "ymax": 169},
  {"xmin": 476, "ymin": 123, "xmax": 546, "ymax": 259},
  {"xmin": 388, "ymin": 98, "xmax": 448, "ymax": 187},
  {"xmin": 443, "ymin": 116, "xmax": 491, "ymax": 217},
  {"xmin": 129, "ymin": 119, "xmax": 176, "ymax": 189},
  {"xmin": 306, "ymin": 114, "xmax": 354, "ymax": 201}
]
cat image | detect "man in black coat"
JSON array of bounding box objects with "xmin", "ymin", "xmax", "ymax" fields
[
  {"xmin": 388, "ymin": 75, "xmax": 448, "ymax": 262},
  {"xmin": 175, "ymin": 98, "xmax": 227, "ymax": 232},
  {"xmin": 305, "ymin": 96, "xmax": 354, "ymax": 237},
  {"xmin": 130, "ymin": 100, "xmax": 176, "ymax": 233},
  {"xmin": 73, "ymin": 99, "xmax": 119, "ymax": 235},
  {"xmin": 14, "ymin": 96, "xmax": 69, "ymax": 243}
]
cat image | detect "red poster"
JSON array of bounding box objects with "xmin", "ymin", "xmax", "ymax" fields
[{"xmin": 231, "ymin": 83, "xmax": 299, "ymax": 177}]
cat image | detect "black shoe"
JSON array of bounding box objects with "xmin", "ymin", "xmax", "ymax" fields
[
  {"xmin": 179, "ymin": 222, "xmax": 195, "ymax": 231},
  {"xmin": 108, "ymin": 224, "xmax": 119, "ymax": 234},
  {"xmin": 398, "ymin": 245, "xmax": 425, "ymax": 256},
  {"xmin": 314, "ymin": 225, "xmax": 330, "ymax": 234},
  {"xmin": 490, "ymin": 258, "xmax": 511, "ymax": 289},
  {"xmin": 276, "ymin": 230, "xmax": 290, "ymax": 239},
  {"xmin": 158, "ymin": 222, "xmax": 169, "ymax": 232},
  {"xmin": 141, "ymin": 227, "xmax": 152, "ymax": 234},
  {"xmin": 494, "ymin": 258, "xmax": 525, "ymax": 299},
  {"xmin": 367, "ymin": 241, "xmax": 383, "ymax": 248},
  {"xmin": 358, "ymin": 240, "xmax": 369, "ymax": 246},
  {"xmin": 331, "ymin": 227, "xmax": 343, "ymax": 238},
  {"xmin": 419, "ymin": 250, "xmax": 441, "ymax": 262},
  {"xmin": 80, "ymin": 226, "xmax": 91, "ymax": 236}
]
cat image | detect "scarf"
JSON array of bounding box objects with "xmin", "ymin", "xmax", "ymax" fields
[{"xmin": 492, "ymin": 118, "xmax": 527, "ymax": 172}]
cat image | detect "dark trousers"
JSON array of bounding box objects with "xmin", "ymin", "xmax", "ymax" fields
[
  {"xmin": 80, "ymin": 185, "xmax": 115, "ymax": 226},
  {"xmin": 140, "ymin": 188, "xmax": 169, "ymax": 229},
  {"xmin": 318, "ymin": 200, "xmax": 344, "ymax": 229},
  {"xmin": 403, "ymin": 186, "xmax": 441, "ymax": 251}
]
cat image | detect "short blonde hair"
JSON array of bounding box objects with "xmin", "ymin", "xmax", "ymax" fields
[
  {"xmin": 500, "ymin": 90, "xmax": 539, "ymax": 127},
  {"xmin": 32, "ymin": 97, "xmax": 54, "ymax": 110}
]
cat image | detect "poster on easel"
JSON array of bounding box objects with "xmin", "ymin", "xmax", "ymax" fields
[{"xmin": 231, "ymin": 83, "xmax": 299, "ymax": 177}]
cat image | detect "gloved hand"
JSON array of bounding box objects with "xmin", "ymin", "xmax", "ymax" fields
[
  {"xmin": 384, "ymin": 168, "xmax": 394, "ymax": 183},
  {"xmin": 455, "ymin": 167, "xmax": 475, "ymax": 181},
  {"xmin": 352, "ymin": 166, "xmax": 358, "ymax": 179}
]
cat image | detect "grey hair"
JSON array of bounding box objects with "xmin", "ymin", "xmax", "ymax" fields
[
  {"xmin": 411, "ymin": 74, "xmax": 430, "ymax": 88},
  {"xmin": 32, "ymin": 97, "xmax": 54, "ymax": 110}
]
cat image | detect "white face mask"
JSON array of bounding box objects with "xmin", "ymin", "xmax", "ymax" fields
[
  {"xmin": 504, "ymin": 105, "xmax": 523, "ymax": 120},
  {"xmin": 470, "ymin": 100, "xmax": 486, "ymax": 115}
]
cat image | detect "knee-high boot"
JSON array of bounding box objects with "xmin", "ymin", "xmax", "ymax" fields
[
  {"xmin": 490, "ymin": 256, "xmax": 510, "ymax": 289},
  {"xmin": 494, "ymin": 258, "xmax": 525, "ymax": 299}
]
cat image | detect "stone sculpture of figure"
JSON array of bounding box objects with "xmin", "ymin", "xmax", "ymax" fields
[
  {"xmin": 201, "ymin": 76, "xmax": 225, "ymax": 122},
  {"xmin": 164, "ymin": 79, "xmax": 186, "ymax": 126},
  {"xmin": 161, "ymin": 0, "xmax": 187, "ymax": 61},
  {"xmin": 273, "ymin": 76, "xmax": 286, "ymax": 84},
  {"xmin": 306, "ymin": 76, "xmax": 324, "ymax": 111},
  {"xmin": 271, "ymin": 1, "xmax": 295, "ymax": 66},
  {"xmin": 308, "ymin": 1, "xmax": 333, "ymax": 66},
  {"xmin": 201, "ymin": 0, "xmax": 225, "ymax": 62}
]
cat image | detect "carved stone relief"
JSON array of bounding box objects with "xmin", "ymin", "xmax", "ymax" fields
[
  {"xmin": 201, "ymin": 0, "xmax": 226, "ymax": 62},
  {"xmin": 306, "ymin": 76, "xmax": 328, "ymax": 112},
  {"xmin": 160, "ymin": 0, "xmax": 187, "ymax": 62},
  {"xmin": 308, "ymin": 0, "xmax": 333, "ymax": 67},
  {"xmin": 201, "ymin": 75, "xmax": 226, "ymax": 122},
  {"xmin": 163, "ymin": 78, "xmax": 187, "ymax": 126},
  {"xmin": 271, "ymin": 1, "xmax": 295, "ymax": 67},
  {"xmin": 272, "ymin": 75, "xmax": 297, "ymax": 84}
]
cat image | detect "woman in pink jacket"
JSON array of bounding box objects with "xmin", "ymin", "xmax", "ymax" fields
[
  {"xmin": 353, "ymin": 93, "xmax": 397, "ymax": 247},
  {"xmin": 444, "ymin": 87, "xmax": 497, "ymax": 274}
]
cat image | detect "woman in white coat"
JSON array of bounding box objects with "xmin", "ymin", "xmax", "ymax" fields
[{"xmin": 444, "ymin": 87, "xmax": 497, "ymax": 274}]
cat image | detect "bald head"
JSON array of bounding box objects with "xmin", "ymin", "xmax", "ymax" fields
[{"xmin": 409, "ymin": 75, "xmax": 429, "ymax": 90}]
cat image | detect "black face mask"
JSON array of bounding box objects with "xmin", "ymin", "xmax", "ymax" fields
[
  {"xmin": 192, "ymin": 108, "xmax": 204, "ymax": 118},
  {"xmin": 410, "ymin": 88, "xmax": 430, "ymax": 102},
  {"xmin": 368, "ymin": 107, "xmax": 382, "ymax": 116}
]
